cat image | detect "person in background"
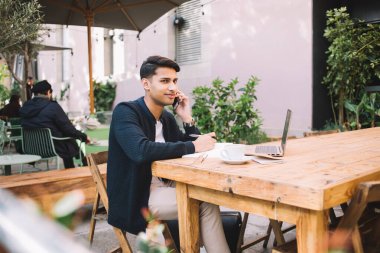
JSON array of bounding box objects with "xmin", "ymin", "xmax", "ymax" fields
[
  {"xmin": 0, "ymin": 94, "xmax": 21, "ymax": 119},
  {"xmin": 26, "ymin": 76, "xmax": 34, "ymax": 100},
  {"xmin": 107, "ymin": 55, "xmax": 230, "ymax": 253},
  {"xmin": 19, "ymin": 80, "xmax": 90, "ymax": 168}
]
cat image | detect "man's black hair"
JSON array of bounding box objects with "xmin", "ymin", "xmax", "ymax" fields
[
  {"xmin": 31, "ymin": 80, "xmax": 52, "ymax": 95},
  {"xmin": 140, "ymin": 56, "xmax": 180, "ymax": 80}
]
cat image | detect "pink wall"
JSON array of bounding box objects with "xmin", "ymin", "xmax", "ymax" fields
[{"xmin": 119, "ymin": 0, "xmax": 313, "ymax": 136}]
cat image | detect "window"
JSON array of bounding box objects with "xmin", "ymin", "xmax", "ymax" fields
[{"xmin": 175, "ymin": 0, "xmax": 201, "ymax": 64}]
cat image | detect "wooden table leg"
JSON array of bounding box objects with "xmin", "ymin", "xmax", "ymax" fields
[
  {"xmin": 296, "ymin": 209, "xmax": 329, "ymax": 253},
  {"xmin": 176, "ymin": 182, "xmax": 200, "ymax": 253}
]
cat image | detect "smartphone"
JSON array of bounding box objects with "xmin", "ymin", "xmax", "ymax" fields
[{"xmin": 172, "ymin": 97, "xmax": 180, "ymax": 110}]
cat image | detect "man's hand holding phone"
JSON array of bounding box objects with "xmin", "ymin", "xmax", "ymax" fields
[{"xmin": 173, "ymin": 90, "xmax": 193, "ymax": 123}]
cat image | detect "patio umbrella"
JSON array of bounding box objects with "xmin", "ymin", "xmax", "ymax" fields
[{"xmin": 38, "ymin": 0, "xmax": 190, "ymax": 114}]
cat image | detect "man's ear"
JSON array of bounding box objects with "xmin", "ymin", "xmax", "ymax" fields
[{"xmin": 142, "ymin": 78, "xmax": 150, "ymax": 91}]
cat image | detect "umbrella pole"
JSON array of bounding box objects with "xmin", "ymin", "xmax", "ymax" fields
[{"xmin": 86, "ymin": 13, "xmax": 95, "ymax": 114}]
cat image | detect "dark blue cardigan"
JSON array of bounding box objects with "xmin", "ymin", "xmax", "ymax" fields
[{"xmin": 107, "ymin": 97, "xmax": 199, "ymax": 234}]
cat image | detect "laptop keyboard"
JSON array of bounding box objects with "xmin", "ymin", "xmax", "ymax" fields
[{"xmin": 255, "ymin": 146, "xmax": 280, "ymax": 155}]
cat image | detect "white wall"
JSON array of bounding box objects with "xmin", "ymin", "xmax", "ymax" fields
[
  {"xmin": 38, "ymin": 0, "xmax": 313, "ymax": 137},
  {"xmin": 38, "ymin": 25, "xmax": 104, "ymax": 114}
]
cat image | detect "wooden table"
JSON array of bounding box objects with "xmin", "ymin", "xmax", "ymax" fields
[
  {"xmin": 0, "ymin": 165, "xmax": 106, "ymax": 212},
  {"xmin": 152, "ymin": 127, "xmax": 380, "ymax": 253}
]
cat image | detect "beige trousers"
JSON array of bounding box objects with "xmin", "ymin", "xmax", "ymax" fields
[{"xmin": 149, "ymin": 178, "xmax": 231, "ymax": 253}]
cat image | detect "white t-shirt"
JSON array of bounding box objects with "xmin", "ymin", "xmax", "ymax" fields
[{"xmin": 151, "ymin": 120, "xmax": 166, "ymax": 191}]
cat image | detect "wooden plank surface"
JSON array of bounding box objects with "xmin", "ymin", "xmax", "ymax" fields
[
  {"xmin": 0, "ymin": 164, "xmax": 107, "ymax": 212},
  {"xmin": 153, "ymin": 127, "xmax": 380, "ymax": 210}
]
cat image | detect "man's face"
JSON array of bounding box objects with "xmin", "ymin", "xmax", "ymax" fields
[{"xmin": 143, "ymin": 67, "xmax": 178, "ymax": 107}]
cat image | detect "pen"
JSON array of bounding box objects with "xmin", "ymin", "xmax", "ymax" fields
[{"xmin": 189, "ymin": 134, "xmax": 217, "ymax": 139}]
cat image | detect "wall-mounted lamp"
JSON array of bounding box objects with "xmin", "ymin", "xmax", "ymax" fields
[{"xmin": 173, "ymin": 16, "xmax": 185, "ymax": 28}]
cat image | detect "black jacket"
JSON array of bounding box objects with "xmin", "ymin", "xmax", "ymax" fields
[
  {"xmin": 19, "ymin": 96, "xmax": 87, "ymax": 159},
  {"xmin": 0, "ymin": 102, "xmax": 20, "ymax": 118},
  {"xmin": 107, "ymin": 97, "xmax": 199, "ymax": 234}
]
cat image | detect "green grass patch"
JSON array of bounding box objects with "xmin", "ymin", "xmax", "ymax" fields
[
  {"xmin": 85, "ymin": 128, "xmax": 110, "ymax": 140},
  {"xmin": 84, "ymin": 127, "xmax": 110, "ymax": 154}
]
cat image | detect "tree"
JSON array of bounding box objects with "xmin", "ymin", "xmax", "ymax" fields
[
  {"xmin": 323, "ymin": 7, "xmax": 380, "ymax": 128},
  {"xmin": 0, "ymin": 0, "xmax": 43, "ymax": 101}
]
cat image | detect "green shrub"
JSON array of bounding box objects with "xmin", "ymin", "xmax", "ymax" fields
[
  {"xmin": 192, "ymin": 76, "xmax": 267, "ymax": 144},
  {"xmin": 323, "ymin": 7, "xmax": 380, "ymax": 128},
  {"xmin": 0, "ymin": 65, "xmax": 10, "ymax": 106},
  {"xmin": 94, "ymin": 78, "xmax": 116, "ymax": 112}
]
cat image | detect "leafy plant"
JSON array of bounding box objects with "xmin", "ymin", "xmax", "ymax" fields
[
  {"xmin": 344, "ymin": 92, "xmax": 380, "ymax": 129},
  {"xmin": 0, "ymin": 64, "xmax": 9, "ymax": 83},
  {"xmin": 59, "ymin": 83, "xmax": 70, "ymax": 101},
  {"xmin": 192, "ymin": 76, "xmax": 267, "ymax": 144},
  {"xmin": 323, "ymin": 7, "xmax": 380, "ymax": 128},
  {"xmin": 137, "ymin": 208, "xmax": 171, "ymax": 253},
  {"xmin": 93, "ymin": 78, "xmax": 117, "ymax": 112},
  {"xmin": 0, "ymin": 65, "xmax": 10, "ymax": 106},
  {"xmin": 0, "ymin": 0, "xmax": 44, "ymax": 102}
]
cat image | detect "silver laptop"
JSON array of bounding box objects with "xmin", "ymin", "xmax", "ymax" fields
[{"xmin": 254, "ymin": 109, "xmax": 292, "ymax": 157}]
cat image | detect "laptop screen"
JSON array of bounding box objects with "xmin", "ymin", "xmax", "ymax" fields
[{"xmin": 280, "ymin": 109, "xmax": 292, "ymax": 153}]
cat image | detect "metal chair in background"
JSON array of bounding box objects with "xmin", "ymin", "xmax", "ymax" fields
[
  {"xmin": 6, "ymin": 117, "xmax": 23, "ymax": 153},
  {"xmin": 0, "ymin": 120, "xmax": 7, "ymax": 154},
  {"xmin": 22, "ymin": 128, "xmax": 84, "ymax": 171}
]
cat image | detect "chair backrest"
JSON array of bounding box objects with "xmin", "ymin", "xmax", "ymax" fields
[
  {"xmin": 9, "ymin": 117, "xmax": 21, "ymax": 126},
  {"xmin": 0, "ymin": 120, "xmax": 6, "ymax": 153},
  {"xmin": 87, "ymin": 151, "xmax": 109, "ymax": 210},
  {"xmin": 22, "ymin": 128, "xmax": 58, "ymax": 158}
]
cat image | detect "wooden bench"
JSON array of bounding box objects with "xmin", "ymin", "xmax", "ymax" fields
[{"xmin": 0, "ymin": 165, "xmax": 106, "ymax": 213}]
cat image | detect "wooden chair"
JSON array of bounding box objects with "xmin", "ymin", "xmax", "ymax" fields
[
  {"xmin": 272, "ymin": 181, "xmax": 380, "ymax": 253},
  {"xmin": 87, "ymin": 151, "xmax": 178, "ymax": 253}
]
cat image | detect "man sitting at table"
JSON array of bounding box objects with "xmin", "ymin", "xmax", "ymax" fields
[
  {"xmin": 19, "ymin": 80, "xmax": 89, "ymax": 168},
  {"xmin": 107, "ymin": 55, "xmax": 230, "ymax": 253}
]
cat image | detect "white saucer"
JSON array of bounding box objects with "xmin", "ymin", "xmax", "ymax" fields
[{"xmin": 221, "ymin": 156, "xmax": 251, "ymax": 165}]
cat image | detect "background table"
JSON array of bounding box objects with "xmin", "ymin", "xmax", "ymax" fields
[
  {"xmin": 152, "ymin": 127, "xmax": 380, "ymax": 253},
  {"xmin": 0, "ymin": 154, "xmax": 41, "ymax": 175}
]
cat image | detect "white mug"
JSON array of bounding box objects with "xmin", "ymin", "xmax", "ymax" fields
[{"xmin": 220, "ymin": 144, "xmax": 245, "ymax": 160}]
